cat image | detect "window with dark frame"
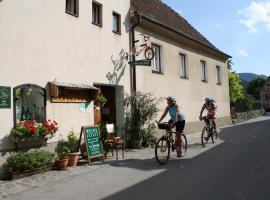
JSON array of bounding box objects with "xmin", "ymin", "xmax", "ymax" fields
[
  {"xmin": 200, "ymin": 60, "xmax": 207, "ymax": 82},
  {"xmin": 216, "ymin": 65, "xmax": 221, "ymax": 84},
  {"xmin": 266, "ymin": 94, "xmax": 270, "ymax": 101},
  {"xmin": 92, "ymin": 1, "xmax": 102, "ymax": 26},
  {"xmin": 66, "ymin": 0, "xmax": 79, "ymax": 17},
  {"xmin": 180, "ymin": 53, "xmax": 188, "ymax": 79},
  {"xmin": 112, "ymin": 12, "xmax": 121, "ymax": 34},
  {"xmin": 152, "ymin": 44, "xmax": 162, "ymax": 73}
]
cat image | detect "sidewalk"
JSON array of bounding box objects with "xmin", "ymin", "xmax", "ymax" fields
[{"xmin": 0, "ymin": 114, "xmax": 269, "ymax": 198}]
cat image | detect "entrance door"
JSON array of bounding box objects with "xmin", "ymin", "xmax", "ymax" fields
[{"xmin": 94, "ymin": 85, "xmax": 116, "ymax": 125}]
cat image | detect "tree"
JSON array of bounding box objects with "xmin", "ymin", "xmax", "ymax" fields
[
  {"xmin": 246, "ymin": 77, "xmax": 266, "ymax": 100},
  {"xmin": 227, "ymin": 59, "xmax": 233, "ymax": 71},
  {"xmin": 229, "ymin": 72, "xmax": 244, "ymax": 103}
]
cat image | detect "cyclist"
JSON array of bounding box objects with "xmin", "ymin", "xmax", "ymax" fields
[
  {"xmin": 157, "ymin": 96, "xmax": 185, "ymax": 157},
  {"xmin": 199, "ymin": 97, "xmax": 217, "ymax": 133}
]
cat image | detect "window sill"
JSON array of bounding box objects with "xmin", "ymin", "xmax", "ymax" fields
[
  {"xmin": 180, "ymin": 76, "xmax": 188, "ymax": 80},
  {"xmin": 201, "ymin": 80, "xmax": 208, "ymax": 83},
  {"xmin": 113, "ymin": 30, "xmax": 121, "ymax": 35},
  {"xmin": 217, "ymin": 82, "xmax": 222, "ymax": 86},
  {"xmin": 66, "ymin": 11, "xmax": 79, "ymax": 18},
  {"xmin": 92, "ymin": 22, "xmax": 102, "ymax": 27},
  {"xmin": 152, "ymin": 70, "xmax": 163, "ymax": 75}
]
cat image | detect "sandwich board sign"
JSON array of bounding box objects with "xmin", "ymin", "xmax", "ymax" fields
[{"xmin": 79, "ymin": 126, "xmax": 104, "ymax": 164}]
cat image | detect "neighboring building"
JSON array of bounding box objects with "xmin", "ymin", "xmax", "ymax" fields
[
  {"xmin": 260, "ymin": 77, "xmax": 270, "ymax": 111},
  {"xmin": 0, "ymin": 0, "xmax": 231, "ymax": 151},
  {"xmin": 130, "ymin": 0, "xmax": 231, "ymax": 133}
]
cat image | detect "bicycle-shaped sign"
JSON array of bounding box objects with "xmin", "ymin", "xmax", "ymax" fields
[{"xmin": 129, "ymin": 33, "xmax": 155, "ymax": 60}]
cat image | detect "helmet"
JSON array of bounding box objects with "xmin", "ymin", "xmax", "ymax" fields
[
  {"xmin": 167, "ymin": 96, "xmax": 176, "ymax": 102},
  {"xmin": 205, "ymin": 97, "xmax": 213, "ymax": 103}
]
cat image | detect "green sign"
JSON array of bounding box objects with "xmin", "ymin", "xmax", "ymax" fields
[
  {"xmin": 129, "ymin": 60, "xmax": 151, "ymax": 66},
  {"xmin": 0, "ymin": 86, "xmax": 11, "ymax": 108},
  {"xmin": 83, "ymin": 126, "xmax": 104, "ymax": 161}
]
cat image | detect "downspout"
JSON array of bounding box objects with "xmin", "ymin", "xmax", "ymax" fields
[{"xmin": 130, "ymin": 11, "xmax": 141, "ymax": 95}]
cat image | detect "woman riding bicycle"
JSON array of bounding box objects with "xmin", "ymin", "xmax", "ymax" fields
[{"xmin": 157, "ymin": 96, "xmax": 185, "ymax": 157}]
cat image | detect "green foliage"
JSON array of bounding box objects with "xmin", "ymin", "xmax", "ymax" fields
[
  {"xmin": 3, "ymin": 150, "xmax": 54, "ymax": 174},
  {"xmin": 67, "ymin": 130, "xmax": 79, "ymax": 153},
  {"xmin": 56, "ymin": 141, "xmax": 70, "ymax": 160},
  {"xmin": 227, "ymin": 59, "xmax": 233, "ymax": 71},
  {"xmin": 124, "ymin": 92, "xmax": 161, "ymax": 148},
  {"xmin": 244, "ymin": 95, "xmax": 255, "ymax": 111},
  {"xmin": 96, "ymin": 95, "xmax": 107, "ymax": 105},
  {"xmin": 229, "ymin": 72, "xmax": 244, "ymax": 103},
  {"xmin": 246, "ymin": 77, "xmax": 266, "ymax": 100}
]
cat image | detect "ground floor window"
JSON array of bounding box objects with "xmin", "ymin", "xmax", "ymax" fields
[{"xmin": 14, "ymin": 84, "xmax": 46, "ymax": 124}]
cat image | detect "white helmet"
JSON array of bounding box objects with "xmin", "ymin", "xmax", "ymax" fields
[{"xmin": 167, "ymin": 96, "xmax": 176, "ymax": 102}]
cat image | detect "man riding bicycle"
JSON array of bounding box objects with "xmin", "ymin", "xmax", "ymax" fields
[
  {"xmin": 199, "ymin": 97, "xmax": 217, "ymax": 133},
  {"xmin": 157, "ymin": 96, "xmax": 185, "ymax": 157}
]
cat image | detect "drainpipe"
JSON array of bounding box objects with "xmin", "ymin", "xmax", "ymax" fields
[{"xmin": 130, "ymin": 11, "xmax": 141, "ymax": 95}]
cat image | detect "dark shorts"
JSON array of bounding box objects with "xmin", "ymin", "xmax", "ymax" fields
[{"xmin": 168, "ymin": 119, "xmax": 185, "ymax": 132}]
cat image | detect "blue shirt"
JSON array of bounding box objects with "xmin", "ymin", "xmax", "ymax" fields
[{"xmin": 168, "ymin": 105, "xmax": 185, "ymax": 121}]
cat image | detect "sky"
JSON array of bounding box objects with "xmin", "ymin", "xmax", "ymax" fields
[{"xmin": 163, "ymin": 0, "xmax": 270, "ymax": 76}]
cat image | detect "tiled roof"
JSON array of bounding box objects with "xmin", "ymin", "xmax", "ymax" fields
[{"xmin": 130, "ymin": 0, "xmax": 226, "ymax": 55}]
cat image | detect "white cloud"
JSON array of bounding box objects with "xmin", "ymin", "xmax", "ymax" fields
[
  {"xmin": 238, "ymin": 1, "xmax": 270, "ymax": 33},
  {"xmin": 239, "ymin": 49, "xmax": 249, "ymax": 57}
]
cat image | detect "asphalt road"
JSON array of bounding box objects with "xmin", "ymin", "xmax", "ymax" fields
[{"xmin": 5, "ymin": 116, "xmax": 270, "ymax": 200}]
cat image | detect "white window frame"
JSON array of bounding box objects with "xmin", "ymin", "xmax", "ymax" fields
[
  {"xmin": 180, "ymin": 53, "xmax": 188, "ymax": 79},
  {"xmin": 200, "ymin": 60, "xmax": 207, "ymax": 82},
  {"xmin": 216, "ymin": 65, "xmax": 222, "ymax": 85},
  {"xmin": 152, "ymin": 44, "xmax": 162, "ymax": 74}
]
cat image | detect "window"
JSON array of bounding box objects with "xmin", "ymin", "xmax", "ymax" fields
[
  {"xmin": 200, "ymin": 60, "xmax": 207, "ymax": 82},
  {"xmin": 180, "ymin": 53, "xmax": 188, "ymax": 79},
  {"xmin": 112, "ymin": 12, "xmax": 121, "ymax": 34},
  {"xmin": 14, "ymin": 84, "xmax": 46, "ymax": 124},
  {"xmin": 152, "ymin": 44, "xmax": 162, "ymax": 73},
  {"xmin": 266, "ymin": 94, "xmax": 270, "ymax": 101},
  {"xmin": 216, "ymin": 66, "xmax": 221, "ymax": 84},
  {"xmin": 92, "ymin": 1, "xmax": 102, "ymax": 26},
  {"xmin": 66, "ymin": 0, "xmax": 79, "ymax": 17}
]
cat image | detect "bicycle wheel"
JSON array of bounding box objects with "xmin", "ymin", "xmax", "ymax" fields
[
  {"xmin": 201, "ymin": 127, "xmax": 210, "ymax": 148},
  {"xmin": 155, "ymin": 137, "xmax": 170, "ymax": 165},
  {"xmin": 144, "ymin": 47, "xmax": 154, "ymax": 60},
  {"xmin": 180, "ymin": 134, "xmax": 187, "ymax": 157},
  {"xmin": 211, "ymin": 130, "xmax": 218, "ymax": 143}
]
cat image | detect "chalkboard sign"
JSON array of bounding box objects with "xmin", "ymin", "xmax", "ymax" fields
[
  {"xmin": 0, "ymin": 86, "xmax": 11, "ymax": 108},
  {"xmin": 80, "ymin": 126, "xmax": 104, "ymax": 164}
]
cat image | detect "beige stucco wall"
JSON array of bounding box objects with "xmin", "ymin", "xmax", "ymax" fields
[
  {"xmin": 0, "ymin": 0, "xmax": 131, "ymax": 150},
  {"xmin": 135, "ymin": 27, "xmax": 230, "ymax": 126}
]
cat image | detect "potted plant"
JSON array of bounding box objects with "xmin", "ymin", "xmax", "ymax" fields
[
  {"xmin": 67, "ymin": 130, "xmax": 80, "ymax": 167},
  {"xmin": 3, "ymin": 150, "xmax": 54, "ymax": 180},
  {"xmin": 55, "ymin": 141, "xmax": 70, "ymax": 170},
  {"xmin": 96, "ymin": 93, "xmax": 107, "ymax": 107}
]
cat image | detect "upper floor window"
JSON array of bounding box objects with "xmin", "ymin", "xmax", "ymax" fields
[
  {"xmin": 112, "ymin": 12, "xmax": 121, "ymax": 34},
  {"xmin": 66, "ymin": 0, "xmax": 79, "ymax": 17},
  {"xmin": 180, "ymin": 53, "xmax": 188, "ymax": 79},
  {"xmin": 266, "ymin": 94, "xmax": 270, "ymax": 101},
  {"xmin": 152, "ymin": 44, "xmax": 162, "ymax": 73},
  {"xmin": 216, "ymin": 66, "xmax": 222, "ymax": 85},
  {"xmin": 92, "ymin": 1, "xmax": 102, "ymax": 26},
  {"xmin": 14, "ymin": 84, "xmax": 46, "ymax": 124},
  {"xmin": 200, "ymin": 60, "xmax": 207, "ymax": 82}
]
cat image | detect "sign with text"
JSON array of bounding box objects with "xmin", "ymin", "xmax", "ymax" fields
[
  {"xmin": 129, "ymin": 60, "xmax": 151, "ymax": 66},
  {"xmin": 80, "ymin": 126, "xmax": 104, "ymax": 164},
  {"xmin": 0, "ymin": 86, "xmax": 11, "ymax": 108}
]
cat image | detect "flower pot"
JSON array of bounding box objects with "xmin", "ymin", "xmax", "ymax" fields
[
  {"xmin": 68, "ymin": 152, "xmax": 80, "ymax": 167},
  {"xmin": 55, "ymin": 158, "xmax": 69, "ymax": 170}
]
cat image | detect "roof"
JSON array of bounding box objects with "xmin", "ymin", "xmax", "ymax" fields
[
  {"xmin": 50, "ymin": 81, "xmax": 99, "ymax": 90},
  {"xmin": 130, "ymin": 0, "xmax": 230, "ymax": 58}
]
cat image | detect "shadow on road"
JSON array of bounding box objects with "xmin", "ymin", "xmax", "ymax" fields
[{"xmin": 100, "ymin": 119, "xmax": 270, "ymax": 200}]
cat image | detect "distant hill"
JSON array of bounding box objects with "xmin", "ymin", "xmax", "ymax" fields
[
  {"xmin": 239, "ymin": 73, "xmax": 267, "ymax": 82},
  {"xmin": 238, "ymin": 73, "xmax": 268, "ymax": 92}
]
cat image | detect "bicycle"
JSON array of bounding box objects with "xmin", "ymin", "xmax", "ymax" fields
[
  {"xmin": 155, "ymin": 122, "xmax": 187, "ymax": 165},
  {"xmin": 201, "ymin": 117, "xmax": 217, "ymax": 148},
  {"xmin": 130, "ymin": 33, "xmax": 155, "ymax": 60}
]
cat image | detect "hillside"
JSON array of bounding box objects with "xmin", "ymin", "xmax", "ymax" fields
[{"xmin": 239, "ymin": 73, "xmax": 267, "ymax": 82}]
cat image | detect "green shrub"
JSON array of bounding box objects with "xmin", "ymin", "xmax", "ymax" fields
[
  {"xmin": 67, "ymin": 130, "xmax": 79, "ymax": 153},
  {"xmin": 3, "ymin": 150, "xmax": 54, "ymax": 174}
]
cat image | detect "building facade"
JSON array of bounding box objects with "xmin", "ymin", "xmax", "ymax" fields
[
  {"xmin": 260, "ymin": 77, "xmax": 270, "ymax": 111},
  {"xmin": 0, "ymin": 0, "xmax": 231, "ymax": 151}
]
